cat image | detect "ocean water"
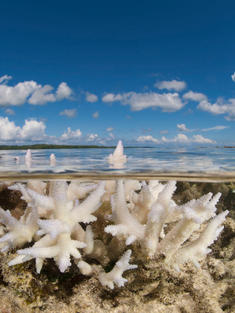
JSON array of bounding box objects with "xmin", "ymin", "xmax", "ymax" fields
[
  {"xmin": 0, "ymin": 146, "xmax": 235, "ymax": 181},
  {"xmin": 0, "ymin": 147, "xmax": 234, "ymax": 312}
]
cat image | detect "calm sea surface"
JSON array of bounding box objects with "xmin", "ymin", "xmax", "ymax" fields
[{"xmin": 0, "ymin": 147, "xmax": 234, "ymax": 181}]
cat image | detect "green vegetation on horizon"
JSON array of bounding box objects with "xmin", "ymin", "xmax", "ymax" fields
[{"xmin": 0, "ymin": 144, "xmax": 153, "ymax": 150}]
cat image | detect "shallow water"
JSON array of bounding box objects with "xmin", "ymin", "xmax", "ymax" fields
[
  {"xmin": 0, "ymin": 145, "xmax": 234, "ymax": 312},
  {"xmin": 0, "ymin": 146, "xmax": 235, "ymax": 182}
]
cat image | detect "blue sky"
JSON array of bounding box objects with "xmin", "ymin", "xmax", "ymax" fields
[{"xmin": 0, "ymin": 0, "xmax": 235, "ymax": 146}]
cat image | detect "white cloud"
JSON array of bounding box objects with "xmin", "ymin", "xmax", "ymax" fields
[
  {"xmin": 28, "ymin": 85, "xmax": 56, "ymax": 105},
  {"xmin": 102, "ymin": 93, "xmax": 122, "ymax": 102},
  {"xmin": 29, "ymin": 82, "xmax": 72, "ymax": 105},
  {"xmin": 61, "ymin": 127, "xmax": 82, "ymax": 140},
  {"xmin": 197, "ymin": 98, "xmax": 227, "ymax": 115},
  {"xmin": 161, "ymin": 133, "xmax": 215, "ymax": 144},
  {"xmin": 59, "ymin": 109, "xmax": 77, "ymax": 118},
  {"xmin": 176, "ymin": 123, "xmax": 228, "ymax": 133},
  {"xmin": 92, "ymin": 111, "xmax": 99, "ymax": 118},
  {"xmin": 86, "ymin": 92, "xmax": 98, "ymax": 103},
  {"xmin": 102, "ymin": 91, "xmax": 184, "ymax": 112},
  {"xmin": 202, "ymin": 125, "xmax": 228, "ymax": 132},
  {"xmin": 106, "ymin": 127, "xmax": 113, "ymax": 132},
  {"xmin": 20, "ymin": 120, "xmax": 46, "ymax": 140},
  {"xmin": 197, "ymin": 98, "xmax": 235, "ymax": 120},
  {"xmin": 162, "ymin": 133, "xmax": 189, "ymax": 143},
  {"xmin": 231, "ymin": 72, "xmax": 235, "ymax": 82},
  {"xmin": 183, "ymin": 91, "xmax": 207, "ymax": 102},
  {"xmin": 124, "ymin": 92, "xmax": 184, "ymax": 112},
  {"xmin": 155, "ymin": 80, "xmax": 186, "ymax": 91},
  {"xmin": 4, "ymin": 108, "xmax": 15, "ymax": 115},
  {"xmin": 0, "ymin": 76, "xmax": 73, "ymax": 106},
  {"xmin": 0, "ymin": 117, "xmax": 20, "ymax": 140},
  {"xmin": 177, "ymin": 123, "xmax": 191, "ymax": 132},
  {"xmin": 87, "ymin": 133, "xmax": 98, "ymax": 141},
  {"xmin": 137, "ymin": 135, "xmax": 160, "ymax": 144},
  {"xmin": 56, "ymin": 82, "xmax": 73, "ymax": 100},
  {"xmin": 192, "ymin": 134, "xmax": 215, "ymax": 144},
  {"xmin": 0, "ymin": 117, "xmax": 46, "ymax": 141},
  {"xmin": 0, "ymin": 81, "xmax": 39, "ymax": 106},
  {"xmin": 0, "ymin": 75, "xmax": 12, "ymax": 84}
]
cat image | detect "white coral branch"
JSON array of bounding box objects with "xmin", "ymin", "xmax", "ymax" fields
[
  {"xmin": 99, "ymin": 250, "xmax": 137, "ymax": 289},
  {"xmin": 72, "ymin": 181, "xmax": 105, "ymax": 223},
  {"xmin": 67, "ymin": 181, "xmax": 97, "ymax": 201},
  {"xmin": 15, "ymin": 233, "xmax": 86, "ymax": 273},
  {"xmin": 0, "ymin": 206, "xmax": 38, "ymax": 252},
  {"xmin": 172, "ymin": 210, "xmax": 229, "ymax": 270},
  {"xmin": 159, "ymin": 192, "xmax": 222, "ymax": 260},
  {"xmin": 104, "ymin": 180, "xmax": 145, "ymax": 245},
  {"xmin": 108, "ymin": 140, "xmax": 127, "ymax": 168}
]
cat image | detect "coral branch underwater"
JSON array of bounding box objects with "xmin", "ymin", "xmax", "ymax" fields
[{"xmin": 0, "ymin": 177, "xmax": 228, "ymax": 289}]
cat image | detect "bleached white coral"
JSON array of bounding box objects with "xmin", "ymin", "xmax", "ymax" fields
[
  {"xmin": 25, "ymin": 149, "xmax": 32, "ymax": 168},
  {"xmin": 0, "ymin": 206, "xmax": 38, "ymax": 252},
  {"xmin": 103, "ymin": 178, "xmax": 228, "ymax": 272},
  {"xmin": 104, "ymin": 180, "xmax": 145, "ymax": 245},
  {"xmin": 102, "ymin": 179, "xmax": 141, "ymax": 202},
  {"xmin": 108, "ymin": 140, "xmax": 127, "ymax": 168},
  {"xmin": 16, "ymin": 232, "xmax": 86, "ymax": 273},
  {"xmin": 8, "ymin": 181, "xmax": 105, "ymax": 273},
  {"xmin": 99, "ymin": 249, "xmax": 137, "ymax": 289},
  {"xmin": 50, "ymin": 153, "xmax": 56, "ymax": 166},
  {"xmin": 67, "ymin": 181, "xmax": 97, "ymax": 201},
  {"xmin": 172, "ymin": 210, "xmax": 229, "ymax": 270},
  {"xmin": 0, "ymin": 173, "xmax": 229, "ymax": 289},
  {"xmin": 158, "ymin": 192, "xmax": 222, "ymax": 262},
  {"xmin": 143, "ymin": 180, "xmax": 177, "ymax": 257}
]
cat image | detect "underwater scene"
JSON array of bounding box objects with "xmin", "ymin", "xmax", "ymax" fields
[{"xmin": 0, "ymin": 143, "xmax": 234, "ymax": 313}]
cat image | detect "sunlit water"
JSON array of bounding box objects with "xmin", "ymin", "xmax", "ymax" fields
[
  {"xmin": 0, "ymin": 146, "xmax": 235, "ymax": 181},
  {"xmin": 0, "ymin": 147, "xmax": 234, "ymax": 313}
]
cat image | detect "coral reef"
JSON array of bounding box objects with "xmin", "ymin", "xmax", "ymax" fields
[
  {"xmin": 0, "ymin": 177, "xmax": 229, "ymax": 289},
  {"xmin": 0, "ymin": 143, "xmax": 233, "ymax": 312},
  {"xmin": 0, "ymin": 180, "xmax": 234, "ymax": 313}
]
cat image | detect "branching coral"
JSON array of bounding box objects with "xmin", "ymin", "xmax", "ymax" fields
[
  {"xmin": 6, "ymin": 181, "xmax": 106, "ymax": 273},
  {"xmin": 0, "ymin": 205, "xmax": 38, "ymax": 252},
  {"xmin": 99, "ymin": 249, "xmax": 137, "ymax": 289},
  {"xmin": 0, "ymin": 170, "xmax": 229, "ymax": 289}
]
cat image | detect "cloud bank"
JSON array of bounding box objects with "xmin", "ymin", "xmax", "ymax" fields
[
  {"xmin": 161, "ymin": 133, "xmax": 215, "ymax": 144},
  {"xmin": 0, "ymin": 75, "xmax": 72, "ymax": 106},
  {"xmin": 137, "ymin": 135, "xmax": 160, "ymax": 144},
  {"xmin": 102, "ymin": 92, "xmax": 184, "ymax": 112},
  {"xmin": 0, "ymin": 117, "xmax": 46, "ymax": 142}
]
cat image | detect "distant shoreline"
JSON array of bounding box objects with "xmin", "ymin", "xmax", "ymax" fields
[
  {"xmin": 0, "ymin": 144, "xmax": 234, "ymax": 150},
  {"xmin": 0, "ymin": 144, "xmax": 153, "ymax": 150}
]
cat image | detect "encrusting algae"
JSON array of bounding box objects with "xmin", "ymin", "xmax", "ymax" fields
[{"xmin": 0, "ymin": 142, "xmax": 234, "ymax": 313}]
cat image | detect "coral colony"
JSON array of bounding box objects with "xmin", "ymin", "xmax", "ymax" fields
[{"xmin": 0, "ymin": 142, "xmax": 229, "ymax": 289}]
